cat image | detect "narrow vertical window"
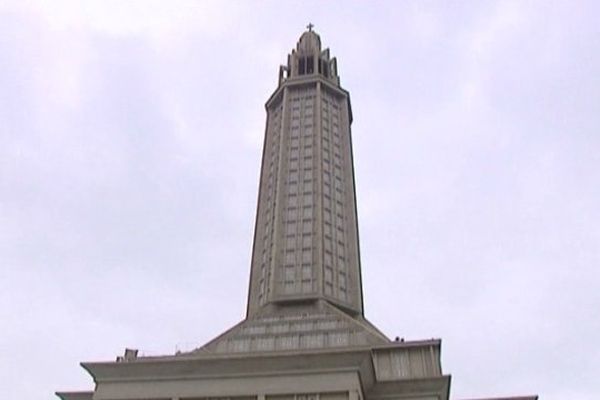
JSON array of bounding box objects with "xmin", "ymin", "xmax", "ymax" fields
[{"xmin": 299, "ymin": 57, "xmax": 306, "ymax": 75}]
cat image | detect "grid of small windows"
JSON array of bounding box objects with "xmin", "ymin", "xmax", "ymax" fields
[
  {"xmin": 258, "ymin": 104, "xmax": 283, "ymax": 305},
  {"xmin": 321, "ymin": 91, "xmax": 348, "ymax": 302},
  {"xmin": 280, "ymin": 88, "xmax": 316, "ymax": 295}
]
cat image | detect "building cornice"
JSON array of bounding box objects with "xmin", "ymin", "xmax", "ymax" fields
[
  {"xmin": 265, "ymin": 75, "xmax": 353, "ymax": 124},
  {"xmin": 82, "ymin": 348, "xmax": 373, "ymax": 382}
]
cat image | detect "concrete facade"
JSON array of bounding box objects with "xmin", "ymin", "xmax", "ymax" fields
[
  {"xmin": 247, "ymin": 30, "xmax": 362, "ymax": 317},
  {"xmin": 56, "ymin": 29, "xmax": 537, "ymax": 400}
]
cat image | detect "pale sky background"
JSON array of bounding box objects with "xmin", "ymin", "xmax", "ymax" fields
[{"xmin": 1, "ymin": 1, "xmax": 599, "ymax": 400}]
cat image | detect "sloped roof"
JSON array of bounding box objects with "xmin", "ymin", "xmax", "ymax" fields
[{"xmin": 192, "ymin": 300, "xmax": 389, "ymax": 355}]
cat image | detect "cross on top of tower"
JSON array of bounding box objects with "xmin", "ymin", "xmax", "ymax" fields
[{"xmin": 307, "ymin": 22, "xmax": 314, "ymax": 32}]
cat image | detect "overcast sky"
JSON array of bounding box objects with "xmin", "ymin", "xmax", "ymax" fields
[{"xmin": 1, "ymin": 1, "xmax": 599, "ymax": 400}]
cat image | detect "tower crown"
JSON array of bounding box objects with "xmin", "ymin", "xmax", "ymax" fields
[
  {"xmin": 279, "ymin": 28, "xmax": 339, "ymax": 85},
  {"xmin": 297, "ymin": 29, "xmax": 321, "ymax": 53}
]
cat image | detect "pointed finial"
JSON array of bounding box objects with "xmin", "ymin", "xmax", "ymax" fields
[{"xmin": 307, "ymin": 22, "xmax": 314, "ymax": 32}]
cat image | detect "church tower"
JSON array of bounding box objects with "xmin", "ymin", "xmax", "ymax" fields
[
  {"xmin": 198, "ymin": 28, "xmax": 389, "ymax": 355},
  {"xmin": 57, "ymin": 28, "xmax": 535, "ymax": 400},
  {"xmin": 247, "ymin": 26, "xmax": 362, "ymax": 317}
]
